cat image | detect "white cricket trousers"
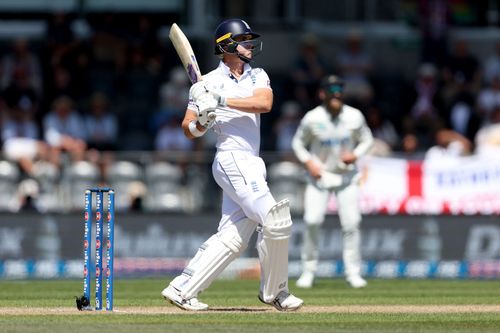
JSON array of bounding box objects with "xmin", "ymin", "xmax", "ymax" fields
[
  {"xmin": 170, "ymin": 150, "xmax": 279, "ymax": 298},
  {"xmin": 213, "ymin": 151, "xmax": 277, "ymax": 228},
  {"xmin": 302, "ymin": 181, "xmax": 362, "ymax": 278}
]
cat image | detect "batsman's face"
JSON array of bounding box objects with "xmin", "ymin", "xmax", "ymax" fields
[
  {"xmin": 234, "ymin": 35, "xmax": 262, "ymax": 59},
  {"xmin": 236, "ymin": 43, "xmax": 253, "ymax": 59}
]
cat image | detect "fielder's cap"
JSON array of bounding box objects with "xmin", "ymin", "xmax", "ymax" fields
[{"xmin": 320, "ymin": 75, "xmax": 344, "ymax": 93}]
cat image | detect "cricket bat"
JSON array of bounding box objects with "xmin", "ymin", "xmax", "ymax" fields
[{"xmin": 168, "ymin": 23, "xmax": 203, "ymax": 84}]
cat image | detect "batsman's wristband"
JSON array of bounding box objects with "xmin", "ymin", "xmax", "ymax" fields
[
  {"xmin": 218, "ymin": 95, "xmax": 227, "ymax": 107},
  {"xmin": 188, "ymin": 120, "xmax": 205, "ymax": 137}
]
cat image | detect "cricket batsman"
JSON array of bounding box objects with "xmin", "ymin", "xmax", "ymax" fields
[{"xmin": 161, "ymin": 18, "xmax": 303, "ymax": 311}]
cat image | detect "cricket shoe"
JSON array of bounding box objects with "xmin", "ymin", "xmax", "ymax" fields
[
  {"xmin": 258, "ymin": 290, "xmax": 304, "ymax": 311},
  {"xmin": 346, "ymin": 275, "xmax": 367, "ymax": 289},
  {"xmin": 161, "ymin": 285, "xmax": 208, "ymax": 311},
  {"xmin": 296, "ymin": 271, "xmax": 314, "ymax": 289}
]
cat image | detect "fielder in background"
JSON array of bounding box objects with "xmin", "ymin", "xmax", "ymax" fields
[
  {"xmin": 161, "ymin": 18, "xmax": 303, "ymax": 311},
  {"xmin": 291, "ymin": 75, "xmax": 374, "ymax": 289}
]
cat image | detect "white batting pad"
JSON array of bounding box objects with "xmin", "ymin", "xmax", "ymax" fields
[
  {"xmin": 257, "ymin": 199, "xmax": 292, "ymax": 303},
  {"xmin": 171, "ymin": 219, "xmax": 256, "ymax": 299}
]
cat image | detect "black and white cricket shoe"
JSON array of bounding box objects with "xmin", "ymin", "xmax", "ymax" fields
[
  {"xmin": 258, "ymin": 290, "xmax": 303, "ymax": 311},
  {"xmin": 161, "ymin": 285, "xmax": 208, "ymax": 311}
]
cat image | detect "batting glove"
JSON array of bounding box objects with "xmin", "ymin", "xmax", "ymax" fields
[
  {"xmin": 196, "ymin": 94, "xmax": 218, "ymax": 129},
  {"xmin": 190, "ymin": 82, "xmax": 227, "ymax": 107},
  {"xmin": 209, "ymin": 90, "xmax": 226, "ymax": 107},
  {"xmin": 189, "ymin": 81, "xmax": 208, "ymax": 102}
]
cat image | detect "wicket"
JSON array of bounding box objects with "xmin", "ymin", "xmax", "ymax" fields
[{"xmin": 83, "ymin": 188, "xmax": 115, "ymax": 311}]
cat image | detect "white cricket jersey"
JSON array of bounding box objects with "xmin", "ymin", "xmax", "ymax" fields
[
  {"xmin": 188, "ymin": 61, "xmax": 271, "ymax": 155},
  {"xmin": 292, "ymin": 104, "xmax": 374, "ymax": 173}
]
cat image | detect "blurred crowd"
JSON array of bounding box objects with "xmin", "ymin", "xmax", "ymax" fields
[
  {"xmin": 0, "ymin": 8, "xmax": 500, "ymax": 212},
  {"xmin": 282, "ymin": 28, "xmax": 500, "ymax": 161}
]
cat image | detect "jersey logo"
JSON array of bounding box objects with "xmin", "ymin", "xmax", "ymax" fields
[
  {"xmin": 319, "ymin": 137, "xmax": 349, "ymax": 147},
  {"xmin": 250, "ymin": 68, "xmax": 263, "ymax": 86}
]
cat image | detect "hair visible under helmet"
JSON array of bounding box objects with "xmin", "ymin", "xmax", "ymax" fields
[{"xmin": 214, "ymin": 18, "xmax": 262, "ymax": 63}]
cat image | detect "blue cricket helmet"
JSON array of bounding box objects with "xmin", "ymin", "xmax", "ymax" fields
[{"xmin": 214, "ymin": 19, "xmax": 261, "ymax": 57}]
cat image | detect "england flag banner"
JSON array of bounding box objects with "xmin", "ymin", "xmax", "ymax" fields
[{"xmin": 327, "ymin": 155, "xmax": 500, "ymax": 215}]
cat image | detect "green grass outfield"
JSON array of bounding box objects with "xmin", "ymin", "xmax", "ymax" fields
[{"xmin": 1, "ymin": 278, "xmax": 500, "ymax": 333}]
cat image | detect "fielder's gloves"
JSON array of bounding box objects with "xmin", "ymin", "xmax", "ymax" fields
[
  {"xmin": 189, "ymin": 81, "xmax": 227, "ymax": 107},
  {"xmin": 196, "ymin": 94, "xmax": 217, "ymax": 129}
]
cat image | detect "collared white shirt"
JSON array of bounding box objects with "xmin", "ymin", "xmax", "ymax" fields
[
  {"xmin": 188, "ymin": 61, "xmax": 271, "ymax": 155},
  {"xmin": 292, "ymin": 104, "xmax": 373, "ymax": 173}
]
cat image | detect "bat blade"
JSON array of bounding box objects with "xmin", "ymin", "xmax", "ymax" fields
[{"xmin": 169, "ymin": 23, "xmax": 203, "ymax": 84}]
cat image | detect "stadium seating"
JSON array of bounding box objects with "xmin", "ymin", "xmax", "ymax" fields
[
  {"xmin": 61, "ymin": 160, "xmax": 101, "ymax": 211},
  {"xmin": 267, "ymin": 161, "xmax": 306, "ymax": 215},
  {"xmin": 106, "ymin": 160, "xmax": 144, "ymax": 211},
  {"xmin": 0, "ymin": 160, "xmax": 21, "ymax": 211},
  {"xmin": 143, "ymin": 161, "xmax": 185, "ymax": 212}
]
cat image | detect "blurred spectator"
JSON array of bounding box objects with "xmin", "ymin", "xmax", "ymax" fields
[
  {"xmin": 1, "ymin": 97, "xmax": 53, "ymax": 178},
  {"xmin": 400, "ymin": 132, "xmax": 423, "ymax": 157},
  {"xmin": 45, "ymin": 66, "xmax": 77, "ymax": 105},
  {"xmin": 404, "ymin": 63, "xmax": 444, "ymax": 150},
  {"xmin": 273, "ymin": 101, "xmax": 302, "ymax": 159},
  {"xmin": 156, "ymin": 66, "xmax": 190, "ymax": 119},
  {"xmin": 475, "ymin": 107, "xmax": 500, "ymax": 156},
  {"xmin": 82, "ymin": 92, "xmax": 117, "ymax": 181},
  {"xmin": 1, "ymin": 38, "xmax": 43, "ymax": 95},
  {"xmin": 154, "ymin": 114, "xmax": 193, "ymax": 152},
  {"xmin": 335, "ymin": 30, "xmax": 373, "ymax": 108},
  {"xmin": 476, "ymin": 73, "xmax": 500, "ymax": 125},
  {"xmin": 446, "ymin": 91, "xmax": 481, "ymax": 142},
  {"xmin": 410, "ymin": 63, "xmax": 441, "ymax": 120},
  {"xmin": 290, "ymin": 34, "xmax": 328, "ymax": 108},
  {"xmin": 84, "ymin": 92, "xmax": 118, "ymax": 151},
  {"xmin": 483, "ymin": 42, "xmax": 500, "ymax": 85},
  {"xmin": 365, "ymin": 105, "xmax": 399, "ymax": 156},
  {"xmin": 129, "ymin": 15, "xmax": 162, "ymax": 73},
  {"xmin": 43, "ymin": 96, "xmax": 87, "ymax": 164},
  {"xmin": 442, "ymin": 39, "xmax": 481, "ymax": 103},
  {"xmin": 46, "ymin": 10, "xmax": 93, "ymax": 105},
  {"xmin": 72, "ymin": 48, "xmax": 93, "ymax": 102},
  {"xmin": 418, "ymin": 0, "xmax": 451, "ymax": 68},
  {"xmin": 425, "ymin": 128, "xmax": 472, "ymax": 160},
  {"xmin": 46, "ymin": 11, "xmax": 78, "ymax": 67},
  {"xmin": 2, "ymin": 67, "xmax": 39, "ymax": 118},
  {"xmin": 122, "ymin": 44, "xmax": 158, "ymax": 103}
]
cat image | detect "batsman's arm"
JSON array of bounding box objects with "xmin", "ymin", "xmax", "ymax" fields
[
  {"xmin": 182, "ymin": 109, "xmax": 207, "ymax": 139},
  {"xmin": 225, "ymin": 88, "xmax": 273, "ymax": 114}
]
